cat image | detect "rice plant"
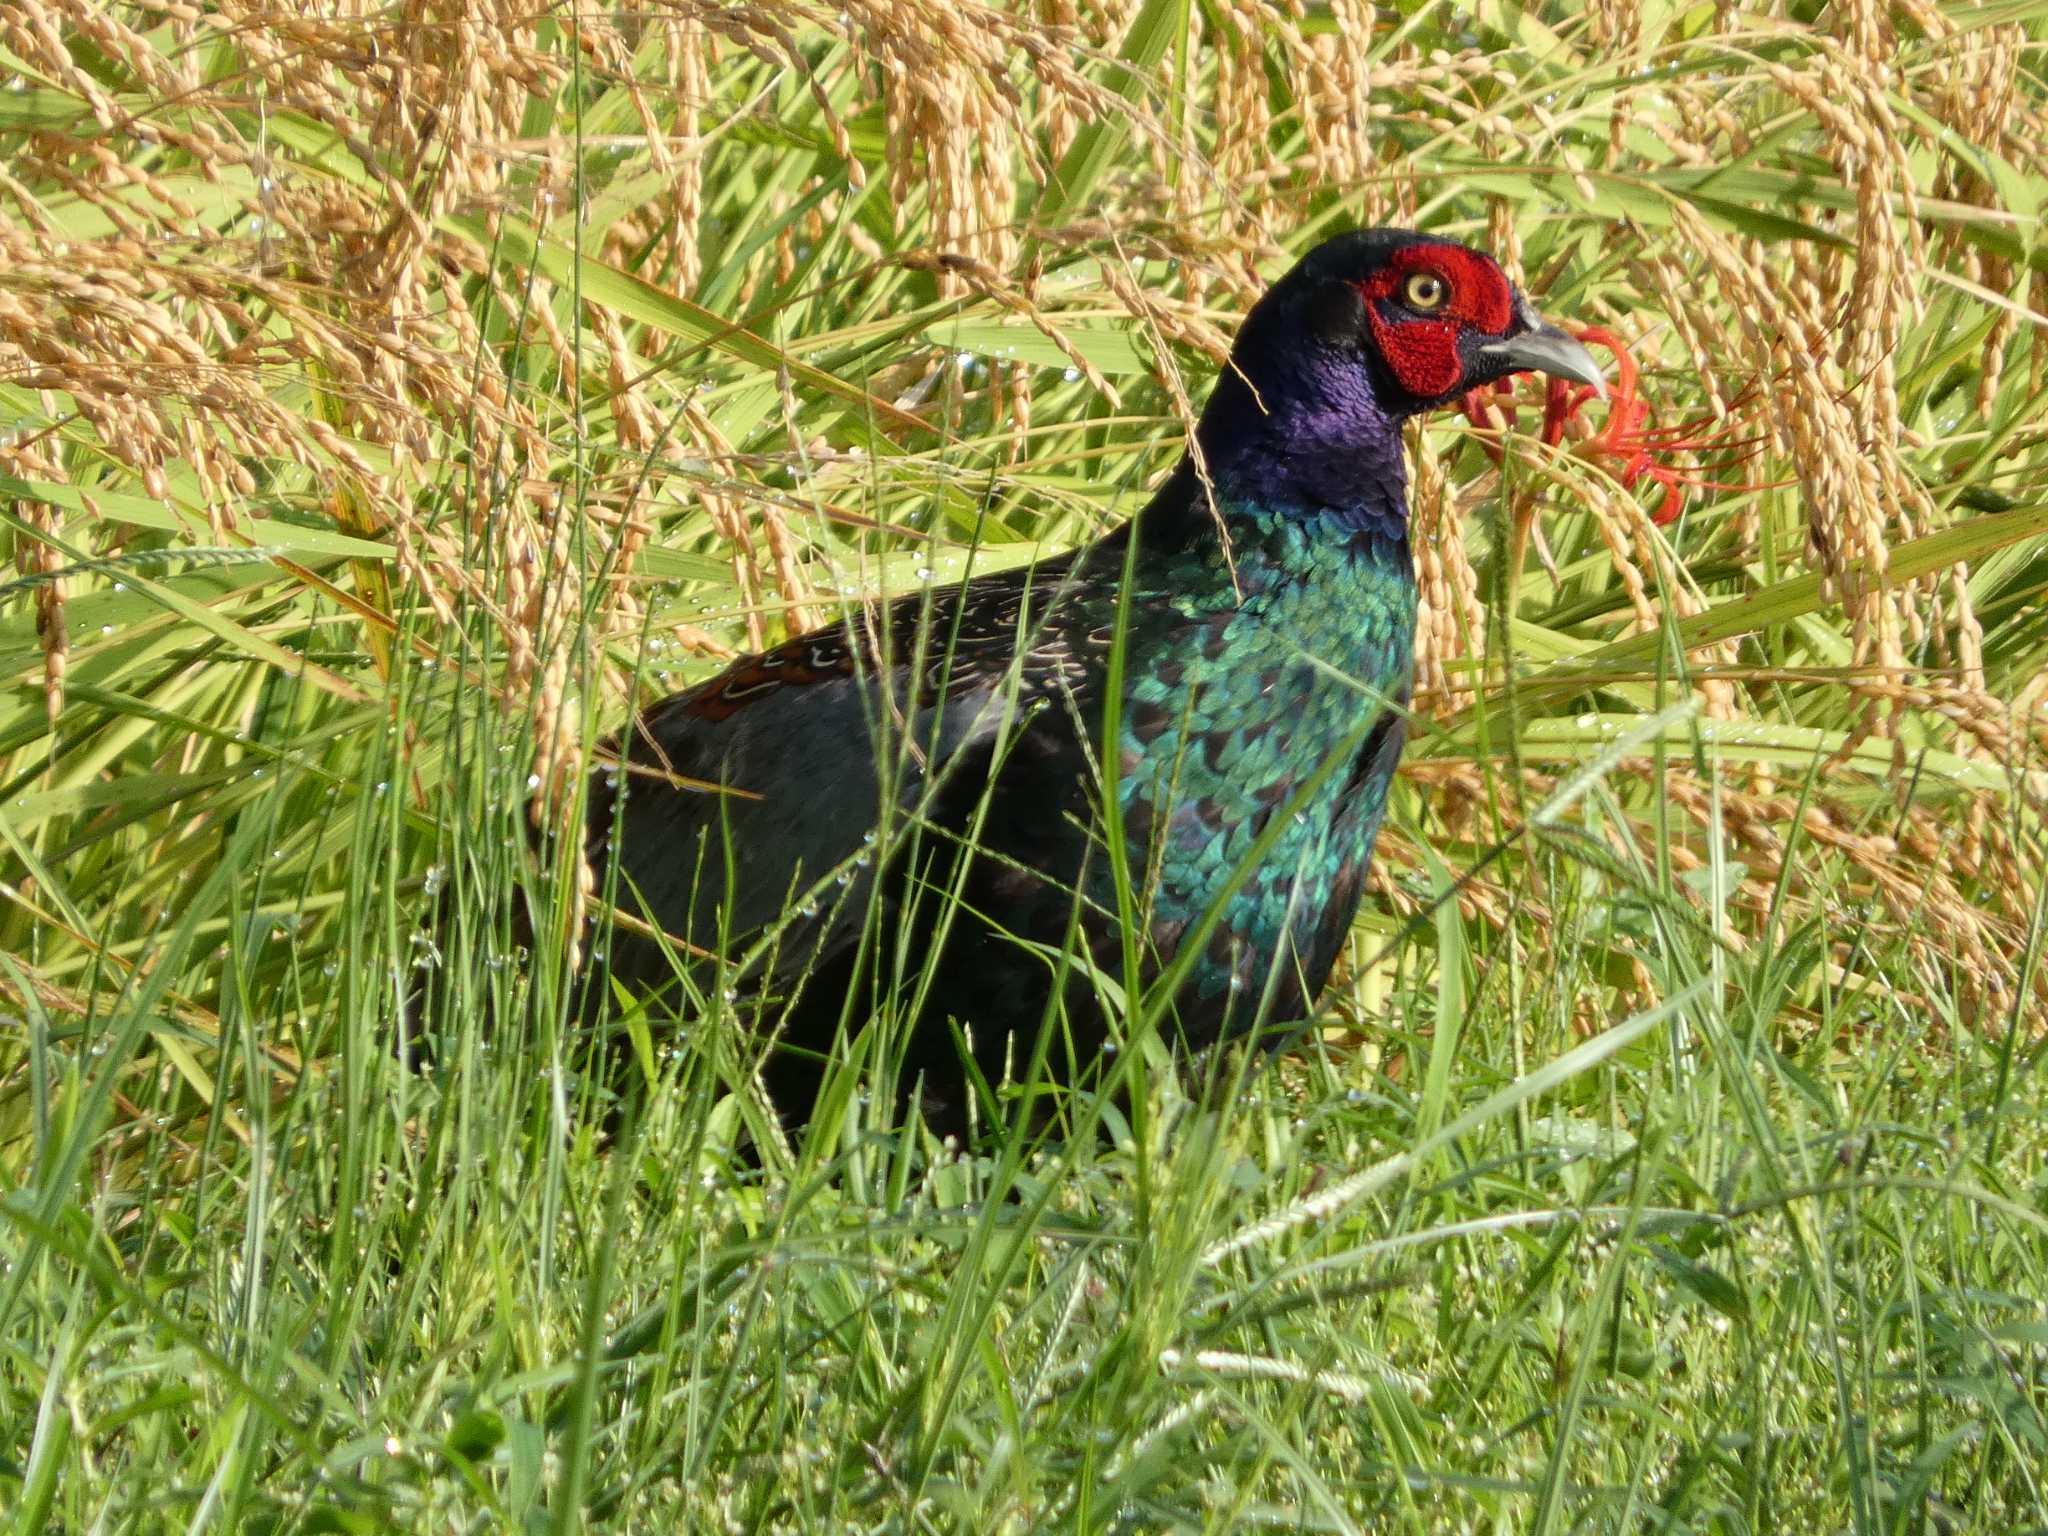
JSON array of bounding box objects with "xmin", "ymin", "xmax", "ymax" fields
[{"xmin": 2, "ymin": 0, "xmax": 2046, "ymax": 1529}]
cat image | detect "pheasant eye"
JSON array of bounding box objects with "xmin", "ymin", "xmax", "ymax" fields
[{"xmin": 1403, "ymin": 272, "xmax": 1448, "ymax": 312}]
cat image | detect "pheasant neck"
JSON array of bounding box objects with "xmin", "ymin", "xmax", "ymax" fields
[{"xmin": 1131, "ymin": 364, "xmax": 1414, "ymax": 554}]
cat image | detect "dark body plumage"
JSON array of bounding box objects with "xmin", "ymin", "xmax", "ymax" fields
[{"xmin": 584, "ymin": 229, "xmax": 1602, "ymax": 1131}]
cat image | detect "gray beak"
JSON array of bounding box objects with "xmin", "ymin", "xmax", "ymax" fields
[{"xmin": 1477, "ymin": 299, "xmax": 1606, "ymax": 398}]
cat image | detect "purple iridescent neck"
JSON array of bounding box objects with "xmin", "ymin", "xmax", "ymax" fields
[{"xmin": 1132, "ymin": 353, "xmax": 1412, "ymax": 551}]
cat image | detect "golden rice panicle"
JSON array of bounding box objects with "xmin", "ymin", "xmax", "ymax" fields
[
  {"xmin": 1633, "ymin": 252, "xmax": 1730, "ymax": 424},
  {"xmin": 2, "ymin": 424, "xmax": 68, "ymax": 726},
  {"xmin": 1578, "ymin": 470, "xmax": 1661, "ymax": 638},
  {"xmin": 864, "ymin": 0, "xmax": 1086, "ymax": 288},
  {"xmin": 670, "ymin": 18, "xmax": 711, "ymax": 293},
  {"xmin": 1209, "ymin": 3, "xmax": 1281, "ymax": 227},
  {"xmin": 1584, "ymin": 0, "xmax": 1642, "ymax": 53},
  {"xmin": 1912, "ymin": 10, "xmax": 2033, "ymax": 421},
  {"xmin": 1295, "ymin": 0, "xmax": 1377, "ymax": 192},
  {"xmin": 1407, "ymin": 431, "xmax": 1487, "ymax": 718},
  {"xmin": 1664, "ymin": 205, "xmax": 1915, "ymax": 717}
]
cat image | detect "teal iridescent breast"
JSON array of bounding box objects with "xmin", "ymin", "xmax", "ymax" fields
[{"xmin": 1109, "ymin": 504, "xmax": 1417, "ymax": 1009}]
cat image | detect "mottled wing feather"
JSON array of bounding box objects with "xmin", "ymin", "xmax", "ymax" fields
[{"xmin": 587, "ymin": 549, "xmax": 1111, "ymax": 997}]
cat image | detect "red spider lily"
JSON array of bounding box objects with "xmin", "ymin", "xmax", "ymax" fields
[{"xmin": 1461, "ymin": 327, "xmax": 1767, "ymax": 525}]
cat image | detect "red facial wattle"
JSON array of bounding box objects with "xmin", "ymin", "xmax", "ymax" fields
[
  {"xmin": 1356, "ymin": 244, "xmax": 1515, "ymax": 399},
  {"xmin": 1362, "ymin": 314, "xmax": 1463, "ymax": 397}
]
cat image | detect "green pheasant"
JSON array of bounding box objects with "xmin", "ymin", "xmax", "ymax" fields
[{"xmin": 585, "ymin": 229, "xmax": 1604, "ymax": 1131}]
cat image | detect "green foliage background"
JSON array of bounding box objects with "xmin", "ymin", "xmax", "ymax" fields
[{"xmin": 1, "ymin": 0, "xmax": 2047, "ymax": 1529}]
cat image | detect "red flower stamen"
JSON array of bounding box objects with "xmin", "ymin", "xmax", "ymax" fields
[{"xmin": 1461, "ymin": 326, "xmax": 1768, "ymax": 526}]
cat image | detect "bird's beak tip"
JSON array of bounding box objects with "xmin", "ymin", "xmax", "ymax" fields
[{"xmin": 1482, "ymin": 320, "xmax": 1607, "ymax": 399}]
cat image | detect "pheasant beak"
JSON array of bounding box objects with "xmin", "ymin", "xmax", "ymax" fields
[{"xmin": 1476, "ymin": 296, "xmax": 1607, "ymax": 400}]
